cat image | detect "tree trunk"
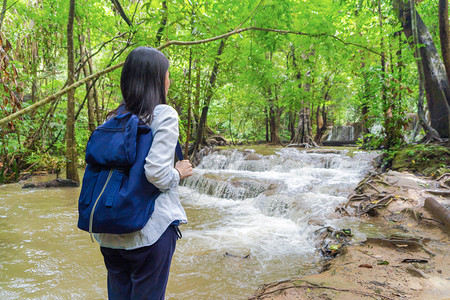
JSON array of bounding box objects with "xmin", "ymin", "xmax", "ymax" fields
[
  {"xmin": 292, "ymin": 91, "xmax": 315, "ymax": 145},
  {"xmin": 86, "ymin": 29, "xmax": 101, "ymax": 126},
  {"xmin": 31, "ymin": 41, "xmax": 38, "ymax": 103},
  {"xmin": 0, "ymin": 0, "xmax": 7, "ymax": 30},
  {"xmin": 439, "ymin": 0, "xmax": 450, "ymax": 83},
  {"xmin": 290, "ymin": 47, "xmax": 316, "ymax": 146},
  {"xmin": 360, "ymin": 62, "xmax": 371, "ymax": 141},
  {"xmin": 265, "ymin": 107, "xmax": 269, "ymax": 142},
  {"xmin": 88, "ymin": 59, "xmax": 101, "ymax": 126},
  {"xmin": 379, "ymin": 0, "xmax": 387, "ymax": 108},
  {"xmin": 268, "ymin": 106, "xmax": 282, "ymax": 145},
  {"xmin": 30, "ymin": 40, "xmax": 38, "ymax": 119},
  {"xmin": 397, "ymin": 31, "xmax": 403, "ymax": 103},
  {"xmin": 155, "ymin": 0, "xmax": 168, "ymax": 45},
  {"xmin": 111, "ymin": 0, "xmax": 132, "ymax": 26},
  {"xmin": 267, "ymin": 87, "xmax": 282, "ymax": 145},
  {"xmin": 292, "ymin": 107, "xmax": 304, "ymax": 144},
  {"xmin": 185, "ymin": 49, "xmax": 192, "ymax": 156},
  {"xmin": 396, "ymin": 0, "xmax": 450, "ymax": 138},
  {"xmin": 66, "ymin": 0, "xmax": 79, "ymax": 183},
  {"xmin": 293, "ymin": 104, "xmax": 313, "ymax": 145},
  {"xmin": 410, "ymin": 0, "xmax": 441, "ymax": 140},
  {"xmin": 79, "ymin": 35, "xmax": 96, "ymax": 132},
  {"xmin": 288, "ymin": 111, "xmax": 296, "ymax": 141},
  {"xmin": 314, "ymin": 104, "xmax": 327, "ymax": 144},
  {"xmin": 193, "ymin": 59, "xmax": 201, "ymax": 126},
  {"xmin": 417, "ymin": 63, "xmax": 441, "ymax": 140},
  {"xmin": 192, "ymin": 40, "xmax": 226, "ymax": 153},
  {"xmin": 315, "ymin": 76, "xmax": 332, "ymax": 144}
]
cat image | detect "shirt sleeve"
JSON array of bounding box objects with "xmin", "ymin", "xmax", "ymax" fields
[{"xmin": 144, "ymin": 105, "xmax": 180, "ymax": 191}]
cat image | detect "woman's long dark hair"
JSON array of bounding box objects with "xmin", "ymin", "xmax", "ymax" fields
[{"xmin": 118, "ymin": 46, "xmax": 169, "ymax": 123}]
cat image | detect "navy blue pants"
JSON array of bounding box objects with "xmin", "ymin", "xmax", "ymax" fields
[{"xmin": 100, "ymin": 226, "xmax": 179, "ymax": 300}]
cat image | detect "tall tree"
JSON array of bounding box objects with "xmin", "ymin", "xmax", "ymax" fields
[
  {"xmin": 155, "ymin": 0, "xmax": 168, "ymax": 46},
  {"xmin": 79, "ymin": 34, "xmax": 96, "ymax": 132},
  {"xmin": 410, "ymin": 0, "xmax": 441, "ymax": 140},
  {"xmin": 395, "ymin": 0, "xmax": 450, "ymax": 138},
  {"xmin": 66, "ymin": 0, "xmax": 79, "ymax": 183},
  {"xmin": 266, "ymin": 86, "xmax": 283, "ymax": 145},
  {"xmin": 192, "ymin": 40, "xmax": 226, "ymax": 154},
  {"xmin": 291, "ymin": 47, "xmax": 316, "ymax": 146},
  {"xmin": 439, "ymin": 0, "xmax": 450, "ymax": 83},
  {"xmin": 0, "ymin": 0, "xmax": 6, "ymax": 30}
]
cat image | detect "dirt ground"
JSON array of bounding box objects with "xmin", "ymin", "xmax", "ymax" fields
[{"xmin": 250, "ymin": 171, "xmax": 450, "ymax": 300}]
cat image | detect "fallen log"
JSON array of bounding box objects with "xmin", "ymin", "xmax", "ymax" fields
[
  {"xmin": 425, "ymin": 189, "xmax": 450, "ymax": 197},
  {"xmin": 22, "ymin": 178, "xmax": 79, "ymax": 189},
  {"xmin": 424, "ymin": 197, "xmax": 450, "ymax": 232}
]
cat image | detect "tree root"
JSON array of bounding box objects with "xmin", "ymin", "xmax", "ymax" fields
[
  {"xmin": 374, "ymin": 177, "xmax": 393, "ymax": 186},
  {"xmin": 341, "ymin": 192, "xmax": 411, "ymax": 217},
  {"xmin": 355, "ymin": 172, "xmax": 379, "ymax": 193},
  {"xmin": 435, "ymin": 173, "xmax": 450, "ymax": 181},
  {"xmin": 250, "ymin": 282, "xmax": 395, "ymax": 300},
  {"xmin": 345, "ymin": 193, "xmax": 371, "ymax": 208},
  {"xmin": 340, "ymin": 171, "xmax": 414, "ymax": 217},
  {"xmin": 425, "ymin": 189, "xmax": 450, "ymax": 197},
  {"xmin": 365, "ymin": 182, "xmax": 381, "ymax": 193},
  {"xmin": 366, "ymin": 237, "xmax": 435, "ymax": 257},
  {"xmin": 434, "ymin": 173, "xmax": 450, "ymax": 189}
]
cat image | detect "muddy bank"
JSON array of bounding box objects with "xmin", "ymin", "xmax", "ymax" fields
[{"xmin": 250, "ymin": 171, "xmax": 450, "ymax": 299}]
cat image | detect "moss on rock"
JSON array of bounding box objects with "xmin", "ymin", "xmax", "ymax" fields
[{"xmin": 391, "ymin": 144, "xmax": 450, "ymax": 177}]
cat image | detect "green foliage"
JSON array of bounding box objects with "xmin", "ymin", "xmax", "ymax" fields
[{"xmin": 0, "ymin": 0, "xmax": 444, "ymax": 182}]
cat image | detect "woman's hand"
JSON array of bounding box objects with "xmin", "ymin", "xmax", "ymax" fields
[{"xmin": 175, "ymin": 160, "xmax": 194, "ymax": 179}]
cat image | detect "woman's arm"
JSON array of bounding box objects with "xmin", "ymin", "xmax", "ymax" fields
[{"xmin": 144, "ymin": 105, "xmax": 181, "ymax": 191}]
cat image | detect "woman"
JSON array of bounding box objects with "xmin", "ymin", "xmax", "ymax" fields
[{"xmin": 94, "ymin": 46, "xmax": 193, "ymax": 299}]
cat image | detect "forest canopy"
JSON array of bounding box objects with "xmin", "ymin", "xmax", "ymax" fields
[{"xmin": 0, "ymin": 0, "xmax": 448, "ymax": 183}]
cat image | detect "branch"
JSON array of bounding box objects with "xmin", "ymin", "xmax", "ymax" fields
[
  {"xmin": 158, "ymin": 27, "xmax": 383, "ymax": 58},
  {"xmin": 234, "ymin": 0, "xmax": 264, "ymax": 31},
  {"xmin": 75, "ymin": 31, "xmax": 128, "ymax": 74},
  {"xmin": 0, "ymin": 26, "xmax": 381, "ymax": 127},
  {"xmin": 131, "ymin": 0, "xmax": 141, "ymax": 24},
  {"xmin": 111, "ymin": 0, "xmax": 132, "ymax": 26},
  {"xmin": 1, "ymin": 0, "xmax": 18, "ymax": 15},
  {"xmin": 250, "ymin": 284, "xmax": 395, "ymax": 300},
  {"xmin": 0, "ymin": 63, "xmax": 123, "ymax": 127}
]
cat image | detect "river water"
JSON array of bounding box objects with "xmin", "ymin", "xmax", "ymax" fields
[{"xmin": 0, "ymin": 147, "xmax": 379, "ymax": 299}]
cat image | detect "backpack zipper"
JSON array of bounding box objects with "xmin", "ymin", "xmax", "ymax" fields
[{"xmin": 89, "ymin": 169, "xmax": 114, "ymax": 242}]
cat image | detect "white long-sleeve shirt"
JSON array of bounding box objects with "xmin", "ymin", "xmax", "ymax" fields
[{"xmin": 94, "ymin": 104, "xmax": 188, "ymax": 250}]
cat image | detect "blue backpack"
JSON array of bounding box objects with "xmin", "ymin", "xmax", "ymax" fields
[{"xmin": 77, "ymin": 106, "xmax": 183, "ymax": 237}]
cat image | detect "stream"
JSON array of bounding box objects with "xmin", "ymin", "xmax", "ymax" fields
[{"xmin": 0, "ymin": 147, "xmax": 380, "ymax": 299}]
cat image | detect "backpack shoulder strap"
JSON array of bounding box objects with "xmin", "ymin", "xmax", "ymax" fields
[
  {"xmin": 175, "ymin": 141, "xmax": 184, "ymax": 161},
  {"xmin": 116, "ymin": 104, "xmax": 184, "ymax": 161}
]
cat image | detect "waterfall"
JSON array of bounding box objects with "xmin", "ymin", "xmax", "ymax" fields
[
  {"xmin": 324, "ymin": 124, "xmax": 363, "ymax": 144},
  {"xmin": 181, "ymin": 148, "xmax": 378, "ymax": 227},
  {"xmin": 326, "ymin": 126, "xmax": 354, "ymax": 141}
]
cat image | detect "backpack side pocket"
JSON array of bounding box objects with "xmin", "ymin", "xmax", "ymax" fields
[
  {"xmin": 79, "ymin": 165, "xmax": 100, "ymax": 206},
  {"xmin": 104, "ymin": 169, "xmax": 125, "ymax": 207}
]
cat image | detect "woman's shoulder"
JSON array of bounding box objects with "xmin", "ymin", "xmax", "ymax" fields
[
  {"xmin": 154, "ymin": 104, "xmax": 178, "ymax": 118},
  {"xmin": 152, "ymin": 105, "xmax": 179, "ymax": 128}
]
